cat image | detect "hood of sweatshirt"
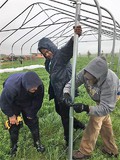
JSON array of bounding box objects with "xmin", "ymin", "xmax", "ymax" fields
[
  {"xmin": 22, "ymin": 71, "xmax": 42, "ymax": 90},
  {"xmin": 84, "ymin": 56, "xmax": 108, "ymax": 86},
  {"xmin": 38, "ymin": 37, "xmax": 58, "ymax": 55}
]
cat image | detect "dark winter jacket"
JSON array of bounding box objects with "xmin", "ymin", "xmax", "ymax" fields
[
  {"xmin": 0, "ymin": 71, "xmax": 44, "ymax": 118},
  {"xmin": 38, "ymin": 37, "xmax": 74, "ymax": 101}
]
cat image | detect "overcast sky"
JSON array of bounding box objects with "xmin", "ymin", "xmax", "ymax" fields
[
  {"xmin": 0, "ymin": 0, "xmax": 120, "ymax": 55},
  {"xmin": 98, "ymin": 0, "xmax": 120, "ymax": 24}
]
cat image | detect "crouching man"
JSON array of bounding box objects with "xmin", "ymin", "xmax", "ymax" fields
[{"xmin": 0, "ymin": 71, "xmax": 45, "ymax": 156}]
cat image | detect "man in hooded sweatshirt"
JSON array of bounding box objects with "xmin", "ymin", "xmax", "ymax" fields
[
  {"xmin": 0, "ymin": 71, "xmax": 45, "ymax": 156},
  {"xmin": 63, "ymin": 56, "xmax": 119, "ymax": 159},
  {"xmin": 38, "ymin": 25, "xmax": 85, "ymax": 147}
]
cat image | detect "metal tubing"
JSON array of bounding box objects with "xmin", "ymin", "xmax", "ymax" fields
[
  {"xmin": 100, "ymin": 7, "xmax": 116, "ymax": 69},
  {"xmin": 68, "ymin": 0, "xmax": 81, "ymax": 160},
  {"xmin": 93, "ymin": 0, "xmax": 102, "ymax": 56}
]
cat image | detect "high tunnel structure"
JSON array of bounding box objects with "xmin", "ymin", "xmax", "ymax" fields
[
  {"xmin": 0, "ymin": 0, "xmax": 120, "ymax": 58},
  {"xmin": 0, "ymin": 0, "xmax": 120, "ymax": 159}
]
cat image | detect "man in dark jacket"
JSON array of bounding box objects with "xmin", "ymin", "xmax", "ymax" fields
[
  {"xmin": 0, "ymin": 71, "xmax": 45, "ymax": 156},
  {"xmin": 38, "ymin": 26, "xmax": 85, "ymax": 146}
]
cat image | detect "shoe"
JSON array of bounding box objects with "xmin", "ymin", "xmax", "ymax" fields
[
  {"xmin": 73, "ymin": 150, "xmax": 91, "ymax": 159},
  {"xmin": 34, "ymin": 141, "xmax": 45, "ymax": 153},
  {"xmin": 10, "ymin": 144, "xmax": 17, "ymax": 157},
  {"xmin": 102, "ymin": 148, "xmax": 118, "ymax": 158}
]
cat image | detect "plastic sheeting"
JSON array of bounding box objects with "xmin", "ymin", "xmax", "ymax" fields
[{"xmin": 0, "ymin": 64, "xmax": 45, "ymax": 73}]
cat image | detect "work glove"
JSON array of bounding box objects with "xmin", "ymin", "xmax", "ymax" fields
[
  {"xmin": 63, "ymin": 93, "xmax": 73, "ymax": 106},
  {"xmin": 73, "ymin": 103, "xmax": 89, "ymax": 114}
]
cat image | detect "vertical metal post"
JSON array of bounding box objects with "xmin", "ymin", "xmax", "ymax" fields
[
  {"xmin": 117, "ymin": 49, "xmax": 120, "ymax": 77},
  {"xmin": 94, "ymin": 0, "xmax": 102, "ymax": 56},
  {"xmin": 68, "ymin": 0, "xmax": 81, "ymax": 160},
  {"xmin": 100, "ymin": 7, "xmax": 117, "ymax": 69}
]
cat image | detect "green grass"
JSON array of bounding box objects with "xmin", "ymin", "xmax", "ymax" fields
[{"xmin": 0, "ymin": 55, "xmax": 120, "ymax": 160}]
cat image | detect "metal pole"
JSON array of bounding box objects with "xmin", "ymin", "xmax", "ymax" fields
[
  {"xmin": 117, "ymin": 49, "xmax": 120, "ymax": 77},
  {"xmin": 94, "ymin": 0, "xmax": 102, "ymax": 56},
  {"xmin": 68, "ymin": 0, "xmax": 81, "ymax": 160}
]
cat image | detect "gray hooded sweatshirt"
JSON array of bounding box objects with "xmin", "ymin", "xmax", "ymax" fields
[{"xmin": 63, "ymin": 56, "xmax": 119, "ymax": 116}]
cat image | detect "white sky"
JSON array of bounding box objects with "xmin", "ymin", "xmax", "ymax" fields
[
  {"xmin": 0, "ymin": 0, "xmax": 120, "ymax": 55},
  {"xmin": 98, "ymin": 0, "xmax": 120, "ymax": 24}
]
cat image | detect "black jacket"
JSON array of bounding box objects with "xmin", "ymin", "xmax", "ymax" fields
[
  {"xmin": 38, "ymin": 37, "xmax": 75, "ymax": 101},
  {"xmin": 0, "ymin": 71, "xmax": 44, "ymax": 118}
]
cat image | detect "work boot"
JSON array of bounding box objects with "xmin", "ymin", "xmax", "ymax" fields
[
  {"xmin": 31, "ymin": 130, "xmax": 45, "ymax": 152},
  {"xmin": 34, "ymin": 141, "xmax": 45, "ymax": 153},
  {"xmin": 102, "ymin": 148, "xmax": 119, "ymax": 158},
  {"xmin": 73, "ymin": 150, "xmax": 91, "ymax": 159},
  {"xmin": 10, "ymin": 144, "xmax": 18, "ymax": 157},
  {"xmin": 30, "ymin": 117, "xmax": 45, "ymax": 153}
]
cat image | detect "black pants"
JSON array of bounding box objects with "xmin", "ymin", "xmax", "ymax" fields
[
  {"xmin": 9, "ymin": 110, "xmax": 40, "ymax": 146},
  {"xmin": 54, "ymin": 97, "xmax": 84, "ymax": 143}
]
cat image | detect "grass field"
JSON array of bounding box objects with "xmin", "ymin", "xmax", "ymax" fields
[{"xmin": 0, "ymin": 55, "xmax": 120, "ymax": 160}]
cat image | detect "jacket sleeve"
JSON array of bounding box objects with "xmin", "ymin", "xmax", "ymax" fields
[
  {"xmin": 89, "ymin": 80, "xmax": 118, "ymax": 116},
  {"xmin": 60, "ymin": 37, "xmax": 74, "ymax": 62},
  {"xmin": 28, "ymin": 84, "xmax": 44, "ymax": 118},
  {"xmin": 45, "ymin": 59, "xmax": 51, "ymax": 73},
  {"xmin": 0, "ymin": 87, "xmax": 17, "ymax": 117},
  {"xmin": 63, "ymin": 69, "xmax": 84, "ymax": 95}
]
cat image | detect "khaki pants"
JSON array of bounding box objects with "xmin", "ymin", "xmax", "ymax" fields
[{"xmin": 79, "ymin": 115, "xmax": 118, "ymax": 155}]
